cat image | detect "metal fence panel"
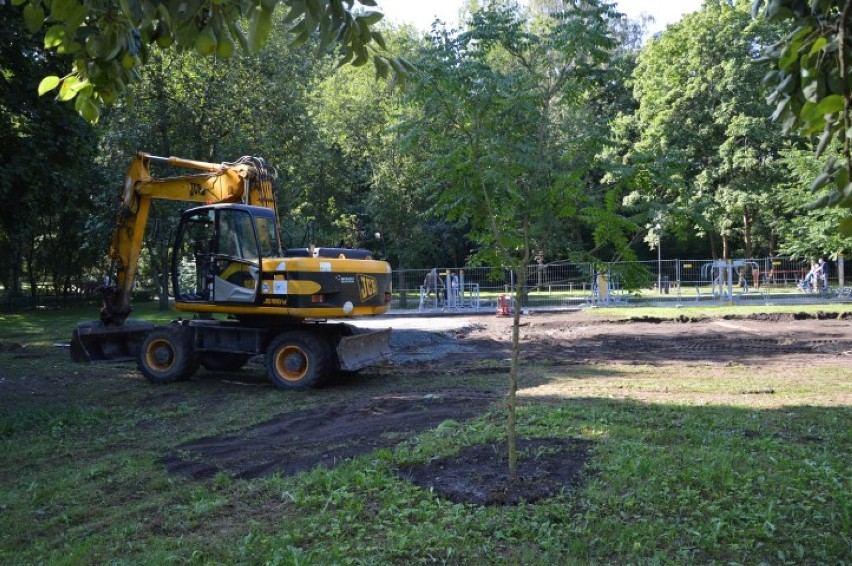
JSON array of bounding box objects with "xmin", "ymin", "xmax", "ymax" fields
[{"xmin": 391, "ymin": 256, "xmax": 852, "ymax": 311}]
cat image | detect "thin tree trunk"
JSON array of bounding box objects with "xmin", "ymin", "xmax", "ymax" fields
[
  {"xmin": 508, "ymin": 264, "xmax": 523, "ymax": 481},
  {"xmin": 743, "ymin": 208, "xmax": 753, "ymax": 258}
]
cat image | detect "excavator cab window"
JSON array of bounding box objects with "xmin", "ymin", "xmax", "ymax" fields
[
  {"xmin": 173, "ymin": 206, "xmax": 263, "ymax": 304},
  {"xmin": 211, "ymin": 209, "xmax": 260, "ymax": 303},
  {"xmin": 174, "ymin": 209, "xmax": 214, "ymax": 301},
  {"xmin": 255, "ymin": 216, "xmax": 280, "ymax": 258}
]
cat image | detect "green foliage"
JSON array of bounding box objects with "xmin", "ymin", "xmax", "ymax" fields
[
  {"xmin": 0, "ymin": 5, "xmax": 109, "ymax": 300},
  {"xmin": 627, "ymin": 0, "xmax": 790, "ymax": 259},
  {"xmin": 401, "ymin": 0, "xmax": 633, "ymax": 479},
  {"xmin": 17, "ymin": 0, "xmax": 410, "ymax": 121},
  {"xmin": 753, "ymin": 0, "xmax": 852, "ymax": 235}
]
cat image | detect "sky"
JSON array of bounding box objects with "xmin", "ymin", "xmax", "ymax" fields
[{"xmin": 377, "ymin": 0, "xmax": 705, "ymax": 36}]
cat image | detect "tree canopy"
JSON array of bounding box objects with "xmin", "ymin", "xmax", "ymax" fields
[{"xmin": 15, "ymin": 0, "xmax": 411, "ymax": 121}]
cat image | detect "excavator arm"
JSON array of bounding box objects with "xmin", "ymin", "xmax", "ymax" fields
[{"xmin": 101, "ymin": 153, "xmax": 278, "ymax": 326}]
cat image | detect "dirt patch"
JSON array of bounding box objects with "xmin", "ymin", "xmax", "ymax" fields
[
  {"xmin": 446, "ymin": 310, "xmax": 852, "ymax": 367},
  {"xmin": 161, "ymin": 391, "xmax": 497, "ymax": 479},
  {"xmin": 400, "ymin": 438, "xmax": 592, "ymax": 505}
]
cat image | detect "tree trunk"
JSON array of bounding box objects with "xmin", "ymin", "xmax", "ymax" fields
[
  {"xmin": 743, "ymin": 207, "xmax": 754, "ymax": 259},
  {"xmin": 722, "ymin": 233, "xmax": 729, "ymax": 260},
  {"xmin": 153, "ymin": 247, "xmax": 170, "ymax": 311},
  {"xmin": 25, "ymin": 234, "xmax": 37, "ymax": 300}
]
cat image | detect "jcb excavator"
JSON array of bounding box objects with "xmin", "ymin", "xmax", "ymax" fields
[{"xmin": 70, "ymin": 153, "xmax": 393, "ymax": 389}]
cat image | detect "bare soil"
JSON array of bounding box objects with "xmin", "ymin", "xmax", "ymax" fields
[
  {"xmin": 160, "ymin": 391, "xmax": 498, "ymax": 480},
  {"xmin": 151, "ymin": 310, "xmax": 852, "ymax": 505}
]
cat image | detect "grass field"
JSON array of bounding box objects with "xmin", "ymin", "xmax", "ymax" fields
[{"xmin": 0, "ymin": 303, "xmax": 850, "ymax": 564}]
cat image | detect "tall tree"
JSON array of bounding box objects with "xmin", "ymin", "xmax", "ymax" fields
[
  {"xmin": 0, "ymin": 4, "xmax": 105, "ymax": 303},
  {"xmin": 310, "ymin": 24, "xmax": 470, "ymax": 269},
  {"xmin": 628, "ymin": 0, "xmax": 787, "ymax": 259},
  {"xmin": 96, "ymin": 14, "xmax": 365, "ymax": 305}
]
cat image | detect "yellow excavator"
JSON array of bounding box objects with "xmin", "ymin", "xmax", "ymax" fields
[{"xmin": 71, "ymin": 153, "xmax": 392, "ymax": 389}]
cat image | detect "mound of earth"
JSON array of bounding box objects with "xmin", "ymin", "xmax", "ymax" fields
[{"xmin": 400, "ymin": 438, "xmax": 592, "ymax": 506}]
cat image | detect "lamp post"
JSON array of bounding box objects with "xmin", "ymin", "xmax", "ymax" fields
[{"xmin": 374, "ymin": 232, "xmax": 387, "ymax": 261}]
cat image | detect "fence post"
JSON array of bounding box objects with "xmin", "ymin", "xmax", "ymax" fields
[
  {"xmin": 398, "ymin": 269, "xmax": 407, "ymax": 309},
  {"xmin": 676, "ymin": 259, "xmax": 682, "ymax": 303},
  {"xmin": 726, "ymin": 258, "xmax": 733, "ymax": 305},
  {"xmin": 839, "ymin": 254, "xmax": 845, "ymax": 288}
]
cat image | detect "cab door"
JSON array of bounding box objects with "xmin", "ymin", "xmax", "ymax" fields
[{"xmin": 211, "ymin": 208, "xmax": 261, "ymax": 303}]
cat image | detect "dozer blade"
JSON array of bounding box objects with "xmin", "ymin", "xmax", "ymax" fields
[
  {"xmin": 70, "ymin": 320, "xmax": 155, "ymax": 363},
  {"xmin": 336, "ymin": 327, "xmax": 392, "ymax": 372}
]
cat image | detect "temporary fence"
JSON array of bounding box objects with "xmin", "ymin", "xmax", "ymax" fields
[
  {"xmin": 392, "ymin": 256, "xmax": 852, "ymax": 312},
  {"xmin": 4, "ymin": 256, "xmax": 849, "ymax": 314}
]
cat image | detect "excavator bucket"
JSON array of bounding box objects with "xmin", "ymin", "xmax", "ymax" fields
[
  {"xmin": 336, "ymin": 327, "xmax": 392, "ymax": 372},
  {"xmin": 70, "ymin": 320, "xmax": 155, "ymax": 363}
]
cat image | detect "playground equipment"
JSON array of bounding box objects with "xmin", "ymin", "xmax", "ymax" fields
[
  {"xmin": 418, "ymin": 270, "xmax": 481, "ymax": 311},
  {"xmin": 589, "ymin": 271, "xmax": 628, "ymax": 306},
  {"xmin": 699, "ymin": 259, "xmax": 760, "ymax": 301}
]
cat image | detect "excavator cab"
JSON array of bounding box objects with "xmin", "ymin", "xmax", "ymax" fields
[{"xmin": 173, "ymin": 204, "xmax": 278, "ymax": 305}]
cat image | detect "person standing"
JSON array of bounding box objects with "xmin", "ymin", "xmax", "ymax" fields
[
  {"xmin": 423, "ymin": 268, "xmax": 444, "ymax": 298},
  {"xmin": 818, "ymin": 258, "xmax": 829, "ymax": 291}
]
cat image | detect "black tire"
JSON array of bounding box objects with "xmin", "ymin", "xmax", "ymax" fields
[
  {"xmin": 266, "ymin": 331, "xmax": 331, "ymax": 389},
  {"xmin": 199, "ymin": 352, "xmax": 251, "ymax": 372},
  {"xmin": 138, "ymin": 326, "xmax": 198, "ymax": 384}
]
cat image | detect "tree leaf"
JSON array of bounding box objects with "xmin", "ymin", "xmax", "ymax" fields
[
  {"xmin": 38, "ymin": 75, "xmax": 61, "ymax": 96},
  {"xmin": 371, "ymin": 30, "xmax": 386, "ymax": 51},
  {"xmin": 249, "ymin": 6, "xmax": 273, "ymax": 53},
  {"xmin": 809, "ymin": 36, "xmax": 827, "ymax": 55},
  {"xmin": 373, "ymin": 55, "xmax": 388, "ymax": 80},
  {"xmin": 44, "ymin": 25, "xmax": 66, "ymax": 48},
  {"xmin": 352, "ymin": 45, "xmax": 368, "ymax": 67},
  {"xmin": 815, "ymin": 124, "xmax": 833, "ymax": 157},
  {"xmin": 814, "ymin": 94, "xmax": 844, "ymax": 116},
  {"xmin": 23, "ymin": 3, "xmax": 45, "ymax": 33},
  {"xmin": 58, "ymin": 76, "xmax": 81, "ymax": 101},
  {"xmin": 837, "ymin": 214, "xmax": 852, "ymax": 235},
  {"xmin": 358, "ymin": 10, "xmax": 383, "ymax": 26}
]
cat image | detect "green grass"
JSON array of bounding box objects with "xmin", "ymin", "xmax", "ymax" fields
[
  {"xmin": 0, "ymin": 305, "xmax": 850, "ymax": 564},
  {"xmin": 0, "ymin": 302, "xmax": 178, "ymax": 345}
]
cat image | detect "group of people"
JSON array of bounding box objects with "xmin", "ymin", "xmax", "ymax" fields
[{"xmin": 799, "ymin": 258, "xmax": 830, "ymax": 292}]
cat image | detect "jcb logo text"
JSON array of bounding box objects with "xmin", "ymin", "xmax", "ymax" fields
[{"xmin": 357, "ymin": 275, "xmax": 378, "ymax": 302}]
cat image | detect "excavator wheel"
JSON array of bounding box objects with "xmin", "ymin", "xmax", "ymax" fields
[
  {"xmin": 199, "ymin": 352, "xmax": 252, "ymax": 372},
  {"xmin": 138, "ymin": 326, "xmax": 198, "ymax": 384},
  {"xmin": 266, "ymin": 331, "xmax": 331, "ymax": 389}
]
